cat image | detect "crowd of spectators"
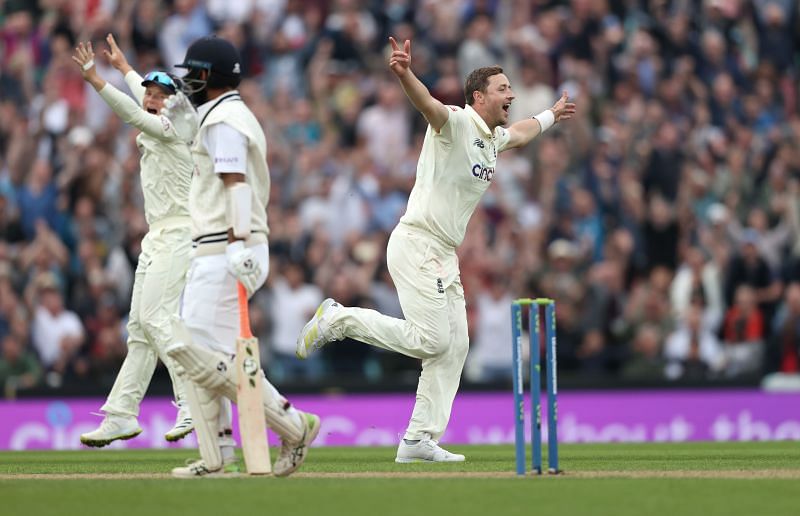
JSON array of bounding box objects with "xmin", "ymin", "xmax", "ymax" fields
[{"xmin": 1, "ymin": 0, "xmax": 800, "ymax": 397}]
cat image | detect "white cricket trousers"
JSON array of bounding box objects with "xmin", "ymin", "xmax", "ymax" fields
[
  {"xmin": 328, "ymin": 223, "xmax": 469, "ymax": 441},
  {"xmin": 180, "ymin": 242, "xmax": 269, "ymax": 355},
  {"xmin": 179, "ymin": 240, "xmax": 303, "ymax": 448},
  {"xmin": 101, "ymin": 217, "xmax": 192, "ymax": 417},
  {"xmin": 179, "ymin": 241, "xmax": 270, "ymax": 448}
]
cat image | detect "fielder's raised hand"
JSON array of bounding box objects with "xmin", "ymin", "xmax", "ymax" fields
[
  {"xmin": 71, "ymin": 41, "xmax": 97, "ymax": 80},
  {"xmin": 71, "ymin": 42, "xmax": 106, "ymax": 91},
  {"xmin": 103, "ymin": 34, "xmax": 133, "ymax": 75},
  {"xmin": 162, "ymin": 91, "xmax": 198, "ymax": 143}
]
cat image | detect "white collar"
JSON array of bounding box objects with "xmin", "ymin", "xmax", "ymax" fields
[
  {"xmin": 197, "ymin": 90, "xmax": 240, "ymax": 120},
  {"xmin": 464, "ymin": 104, "xmax": 493, "ymax": 137}
]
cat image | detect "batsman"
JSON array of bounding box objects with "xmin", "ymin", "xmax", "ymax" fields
[
  {"xmin": 297, "ymin": 37, "xmax": 575, "ymax": 463},
  {"xmin": 164, "ymin": 36, "xmax": 319, "ymax": 478}
]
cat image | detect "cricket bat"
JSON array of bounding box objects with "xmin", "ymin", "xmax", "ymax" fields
[{"xmin": 235, "ymin": 281, "xmax": 272, "ymax": 475}]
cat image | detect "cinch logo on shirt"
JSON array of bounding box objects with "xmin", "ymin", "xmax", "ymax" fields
[
  {"xmin": 472, "ymin": 163, "xmax": 494, "ymax": 182},
  {"xmin": 214, "ymin": 157, "xmax": 239, "ymax": 164}
]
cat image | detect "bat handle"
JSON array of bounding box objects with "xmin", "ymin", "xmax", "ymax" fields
[{"xmin": 238, "ymin": 281, "xmax": 253, "ymax": 339}]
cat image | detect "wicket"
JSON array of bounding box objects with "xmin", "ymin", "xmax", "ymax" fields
[{"xmin": 511, "ymin": 298, "xmax": 560, "ymax": 476}]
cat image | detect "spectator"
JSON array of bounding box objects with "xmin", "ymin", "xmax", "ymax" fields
[
  {"xmin": 643, "ymin": 122, "xmax": 683, "ymax": 202},
  {"xmin": 720, "ymin": 284, "xmax": 766, "ymax": 377},
  {"xmin": 457, "ymin": 14, "xmax": 502, "ymax": 80},
  {"xmin": 536, "ymin": 239, "xmax": 584, "ymax": 303},
  {"xmin": 670, "ymin": 246, "xmax": 724, "ymax": 330},
  {"xmin": 769, "ymin": 282, "xmax": 800, "ymax": 374},
  {"xmin": 356, "ymin": 80, "xmax": 411, "ymax": 169},
  {"xmin": 29, "ymin": 273, "xmax": 85, "ymax": 387},
  {"xmin": 724, "ymin": 230, "xmax": 782, "ymax": 325},
  {"xmin": 727, "ymin": 206, "xmax": 792, "ymax": 273},
  {"xmin": 0, "ymin": 192, "xmax": 24, "ymax": 244},
  {"xmin": 621, "ymin": 324, "xmax": 667, "ymax": 381},
  {"xmin": 83, "ymin": 290, "xmax": 126, "ymax": 381},
  {"xmin": 159, "ymin": 0, "xmax": 213, "ymax": 72},
  {"xmin": 15, "ymin": 158, "xmax": 60, "ymax": 239},
  {"xmin": 665, "ymin": 302, "xmax": 724, "ymax": 380},
  {"xmin": 507, "ymin": 64, "xmax": 555, "ymax": 125},
  {"xmin": 466, "ymin": 272, "xmax": 513, "ymax": 383},
  {"xmin": 580, "ymin": 261, "xmax": 627, "ymax": 372},
  {"xmin": 0, "ymin": 333, "xmax": 42, "ymax": 397},
  {"xmin": 267, "ymin": 260, "xmax": 325, "ymax": 382},
  {"xmin": 643, "ymin": 195, "xmax": 680, "ymax": 272}
]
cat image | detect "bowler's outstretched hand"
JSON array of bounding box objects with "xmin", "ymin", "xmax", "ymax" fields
[
  {"xmin": 551, "ymin": 91, "xmax": 576, "ymax": 122},
  {"xmin": 388, "ymin": 37, "xmax": 411, "ymax": 78}
]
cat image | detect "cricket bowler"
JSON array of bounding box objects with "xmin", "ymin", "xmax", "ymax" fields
[{"xmin": 297, "ymin": 37, "xmax": 575, "ymax": 462}]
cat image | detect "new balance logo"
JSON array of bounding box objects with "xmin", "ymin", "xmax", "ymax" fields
[
  {"xmin": 436, "ymin": 278, "xmax": 444, "ymax": 294},
  {"xmin": 473, "ymin": 138, "xmax": 485, "ymax": 149}
]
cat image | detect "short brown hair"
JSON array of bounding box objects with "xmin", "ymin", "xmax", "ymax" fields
[{"xmin": 464, "ymin": 66, "xmax": 504, "ymax": 105}]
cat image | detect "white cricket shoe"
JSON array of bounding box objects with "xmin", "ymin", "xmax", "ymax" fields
[
  {"xmin": 395, "ymin": 438, "xmax": 466, "ymax": 463},
  {"xmin": 80, "ymin": 414, "xmax": 142, "ymax": 448},
  {"xmin": 171, "ymin": 457, "xmax": 241, "ymax": 478},
  {"xmin": 296, "ymin": 298, "xmax": 341, "ymax": 359},
  {"xmin": 164, "ymin": 403, "xmax": 194, "ymax": 442},
  {"xmin": 273, "ymin": 412, "xmax": 321, "ymax": 477}
]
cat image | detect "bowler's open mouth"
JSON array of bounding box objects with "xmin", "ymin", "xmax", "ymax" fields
[{"xmin": 147, "ymin": 108, "xmax": 157, "ymax": 114}]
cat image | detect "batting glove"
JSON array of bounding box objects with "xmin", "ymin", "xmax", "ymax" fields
[
  {"xmin": 162, "ymin": 91, "xmax": 199, "ymax": 143},
  {"xmin": 225, "ymin": 241, "xmax": 262, "ymax": 297}
]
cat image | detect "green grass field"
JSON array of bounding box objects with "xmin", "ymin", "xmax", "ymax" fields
[{"xmin": 2, "ymin": 442, "xmax": 798, "ymax": 516}]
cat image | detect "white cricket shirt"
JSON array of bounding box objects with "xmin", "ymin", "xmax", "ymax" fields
[
  {"xmin": 190, "ymin": 92, "xmax": 270, "ymax": 242},
  {"xmin": 399, "ymin": 104, "xmax": 511, "ymax": 247},
  {"xmin": 97, "ymin": 71, "xmax": 192, "ymax": 225}
]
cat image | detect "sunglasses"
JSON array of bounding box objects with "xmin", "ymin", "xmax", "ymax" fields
[{"xmin": 142, "ymin": 71, "xmax": 179, "ymax": 94}]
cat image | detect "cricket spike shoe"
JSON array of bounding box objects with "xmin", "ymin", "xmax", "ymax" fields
[
  {"xmin": 395, "ymin": 438, "xmax": 466, "ymax": 463},
  {"xmin": 296, "ymin": 298, "xmax": 341, "ymax": 359},
  {"xmin": 164, "ymin": 402, "xmax": 194, "ymax": 442},
  {"xmin": 80, "ymin": 414, "xmax": 142, "ymax": 447},
  {"xmin": 171, "ymin": 457, "xmax": 241, "ymax": 478},
  {"xmin": 273, "ymin": 412, "xmax": 321, "ymax": 477}
]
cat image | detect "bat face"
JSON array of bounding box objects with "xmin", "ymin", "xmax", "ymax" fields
[{"xmin": 236, "ymin": 335, "xmax": 272, "ymax": 475}]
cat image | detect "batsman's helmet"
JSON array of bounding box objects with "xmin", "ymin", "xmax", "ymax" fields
[{"xmin": 176, "ymin": 36, "xmax": 241, "ymax": 99}]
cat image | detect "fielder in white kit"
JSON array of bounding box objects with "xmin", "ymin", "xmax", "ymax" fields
[
  {"xmin": 297, "ymin": 37, "xmax": 575, "ymax": 462},
  {"xmin": 74, "ymin": 36, "xmax": 197, "ymax": 447},
  {"xmin": 161, "ymin": 36, "xmax": 319, "ymax": 477}
]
